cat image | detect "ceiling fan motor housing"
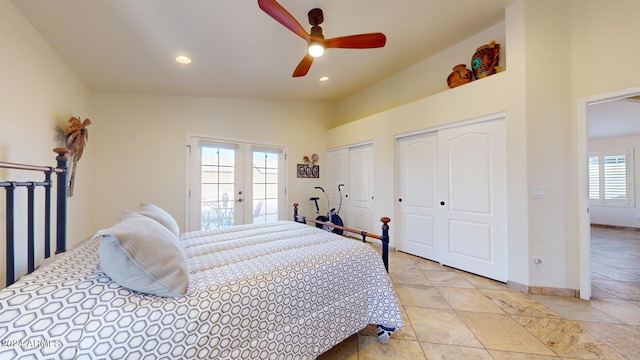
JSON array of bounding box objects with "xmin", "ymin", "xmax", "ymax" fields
[{"xmin": 308, "ymin": 8, "xmax": 323, "ymax": 25}]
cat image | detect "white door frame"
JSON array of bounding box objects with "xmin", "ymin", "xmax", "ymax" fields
[{"xmin": 577, "ymin": 85, "xmax": 640, "ymax": 300}]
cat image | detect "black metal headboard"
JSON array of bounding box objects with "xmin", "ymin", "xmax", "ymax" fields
[{"xmin": 0, "ymin": 148, "xmax": 68, "ymax": 287}]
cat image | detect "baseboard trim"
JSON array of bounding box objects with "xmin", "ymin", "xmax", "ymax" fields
[
  {"xmin": 507, "ymin": 280, "xmax": 580, "ymax": 298},
  {"xmin": 591, "ymin": 223, "xmax": 640, "ymax": 231}
]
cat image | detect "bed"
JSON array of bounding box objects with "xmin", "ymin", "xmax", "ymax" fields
[{"xmin": 0, "ymin": 149, "xmax": 403, "ymax": 359}]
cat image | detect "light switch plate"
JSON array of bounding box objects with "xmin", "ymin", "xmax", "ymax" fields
[{"xmin": 531, "ymin": 186, "xmax": 545, "ymax": 199}]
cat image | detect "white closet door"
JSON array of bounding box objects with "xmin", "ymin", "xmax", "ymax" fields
[
  {"xmin": 437, "ymin": 118, "xmax": 507, "ymax": 281},
  {"xmin": 327, "ymin": 148, "xmax": 350, "ymax": 227},
  {"xmin": 349, "ymin": 144, "xmax": 373, "ymax": 233},
  {"xmin": 396, "ymin": 133, "xmax": 438, "ymax": 260}
]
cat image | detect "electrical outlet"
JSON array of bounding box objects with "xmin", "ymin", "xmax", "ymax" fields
[{"xmin": 532, "ymin": 257, "xmax": 542, "ymax": 269}]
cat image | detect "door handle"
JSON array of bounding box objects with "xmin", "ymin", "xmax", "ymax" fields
[
  {"xmin": 440, "ymin": 201, "xmax": 445, "ymax": 206},
  {"xmin": 398, "ymin": 198, "xmax": 403, "ymax": 202},
  {"xmin": 237, "ymin": 198, "xmax": 243, "ymax": 203}
]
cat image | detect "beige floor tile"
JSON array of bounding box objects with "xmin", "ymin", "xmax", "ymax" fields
[
  {"xmin": 512, "ymin": 316, "xmax": 627, "ymax": 360},
  {"xmin": 405, "ymin": 307, "xmax": 483, "ymax": 347},
  {"xmin": 455, "ymin": 270, "xmax": 509, "ymax": 290},
  {"xmin": 389, "ymin": 251, "xmax": 421, "ymax": 270},
  {"xmin": 358, "ymin": 306, "xmax": 418, "ymax": 342},
  {"xmin": 481, "ymin": 289, "xmax": 560, "ymax": 318},
  {"xmin": 457, "ymin": 311, "xmax": 555, "ymax": 356},
  {"xmin": 390, "ymin": 267, "xmax": 433, "ymax": 286},
  {"xmin": 395, "ymin": 283, "xmax": 451, "ymax": 309},
  {"xmin": 316, "ymin": 334, "xmax": 358, "ymax": 360},
  {"xmin": 321, "ymin": 227, "xmax": 640, "ymax": 360},
  {"xmin": 531, "ymin": 294, "xmax": 624, "ymax": 323},
  {"xmin": 438, "ymin": 287, "xmax": 504, "ymax": 313},
  {"xmin": 420, "ymin": 342, "xmax": 494, "ymax": 359},
  {"xmin": 488, "ymin": 350, "xmax": 561, "ymax": 359},
  {"xmin": 358, "ymin": 336, "xmax": 426, "ymax": 360},
  {"xmin": 578, "ymin": 321, "xmax": 640, "ymax": 360},
  {"xmin": 589, "ymin": 297, "xmax": 640, "ymax": 325},
  {"xmin": 414, "ymin": 258, "xmax": 448, "ymax": 271},
  {"xmin": 422, "ymin": 270, "xmax": 474, "ymax": 288}
]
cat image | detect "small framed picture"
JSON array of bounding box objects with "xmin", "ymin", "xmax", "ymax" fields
[{"xmin": 297, "ymin": 164, "xmax": 319, "ymax": 178}]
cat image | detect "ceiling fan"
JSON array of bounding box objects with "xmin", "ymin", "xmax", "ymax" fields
[{"xmin": 258, "ymin": 0, "xmax": 387, "ymax": 77}]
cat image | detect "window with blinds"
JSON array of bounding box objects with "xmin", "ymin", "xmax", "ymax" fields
[{"xmin": 588, "ymin": 149, "xmax": 634, "ymax": 207}]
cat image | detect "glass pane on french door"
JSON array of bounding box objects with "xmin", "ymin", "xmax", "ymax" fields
[
  {"xmin": 200, "ymin": 146, "xmax": 236, "ymax": 230},
  {"xmin": 252, "ymin": 151, "xmax": 279, "ymax": 223}
]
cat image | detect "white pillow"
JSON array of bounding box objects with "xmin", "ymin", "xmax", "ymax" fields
[
  {"xmin": 97, "ymin": 212, "xmax": 189, "ymax": 297},
  {"xmin": 135, "ymin": 202, "xmax": 181, "ymax": 237}
]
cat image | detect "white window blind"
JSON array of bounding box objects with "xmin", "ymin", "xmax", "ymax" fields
[{"xmin": 588, "ymin": 149, "xmax": 634, "ymax": 207}]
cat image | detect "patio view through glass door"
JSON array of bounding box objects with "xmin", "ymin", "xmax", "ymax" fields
[
  {"xmin": 188, "ymin": 136, "xmax": 285, "ymax": 231},
  {"xmin": 200, "ymin": 145, "xmax": 237, "ymax": 230}
]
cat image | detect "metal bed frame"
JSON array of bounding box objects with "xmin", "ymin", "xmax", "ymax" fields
[
  {"xmin": 0, "ymin": 148, "xmax": 69, "ymax": 286},
  {"xmin": 292, "ymin": 203, "xmax": 391, "ymax": 272}
]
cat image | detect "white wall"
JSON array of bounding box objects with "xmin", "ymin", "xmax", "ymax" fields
[
  {"xmin": 589, "ymin": 135, "xmax": 640, "ymax": 228},
  {"xmin": 90, "ymin": 93, "xmax": 333, "ymax": 232},
  {"xmin": 333, "ymin": 22, "xmax": 506, "ymax": 128},
  {"xmin": 0, "ymin": 0, "xmax": 93, "ymax": 287},
  {"xmin": 326, "ymin": 0, "xmax": 640, "ymax": 292}
]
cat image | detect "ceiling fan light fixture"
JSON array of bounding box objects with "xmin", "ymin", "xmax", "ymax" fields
[
  {"xmin": 308, "ymin": 42, "xmax": 324, "ymax": 57},
  {"xmin": 175, "ymin": 55, "xmax": 192, "ymax": 64}
]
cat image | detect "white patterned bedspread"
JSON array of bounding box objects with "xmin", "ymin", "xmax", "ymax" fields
[{"xmin": 0, "ymin": 221, "xmax": 403, "ymax": 359}]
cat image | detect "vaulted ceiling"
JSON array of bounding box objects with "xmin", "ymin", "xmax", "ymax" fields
[{"xmin": 12, "ymin": 0, "xmax": 515, "ymax": 102}]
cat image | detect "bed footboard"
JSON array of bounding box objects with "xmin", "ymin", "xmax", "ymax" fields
[
  {"xmin": 292, "ymin": 203, "xmax": 391, "ymax": 272},
  {"xmin": 0, "ymin": 148, "xmax": 69, "ymax": 287}
]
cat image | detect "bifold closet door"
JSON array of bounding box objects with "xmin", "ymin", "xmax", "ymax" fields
[
  {"xmin": 437, "ymin": 118, "xmax": 507, "ymax": 282},
  {"xmin": 396, "ymin": 118, "xmax": 507, "ymax": 282},
  {"xmin": 327, "ymin": 144, "xmax": 374, "ymax": 232},
  {"xmin": 349, "ymin": 144, "xmax": 373, "ymax": 232},
  {"xmin": 327, "ymin": 149, "xmax": 350, "ymax": 228},
  {"xmin": 396, "ymin": 133, "xmax": 439, "ymax": 261}
]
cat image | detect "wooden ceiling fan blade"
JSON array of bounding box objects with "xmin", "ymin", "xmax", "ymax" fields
[
  {"xmin": 293, "ymin": 54, "xmax": 314, "ymax": 77},
  {"xmin": 324, "ymin": 33, "xmax": 387, "ymax": 49},
  {"xmin": 258, "ymin": 0, "xmax": 309, "ymax": 41}
]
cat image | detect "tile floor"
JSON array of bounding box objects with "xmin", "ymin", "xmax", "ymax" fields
[{"xmin": 317, "ymin": 226, "xmax": 640, "ymax": 359}]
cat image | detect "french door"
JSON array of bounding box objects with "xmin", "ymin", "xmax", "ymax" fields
[{"xmin": 187, "ymin": 136, "xmax": 286, "ymax": 231}]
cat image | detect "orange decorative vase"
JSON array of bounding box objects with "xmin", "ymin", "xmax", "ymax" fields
[
  {"xmin": 471, "ymin": 41, "xmax": 500, "ymax": 80},
  {"xmin": 447, "ymin": 64, "xmax": 473, "ymax": 88}
]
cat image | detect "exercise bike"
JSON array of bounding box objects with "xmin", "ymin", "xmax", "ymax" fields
[{"xmin": 309, "ymin": 184, "xmax": 344, "ymax": 235}]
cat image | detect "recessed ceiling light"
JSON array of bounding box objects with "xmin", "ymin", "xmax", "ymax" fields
[
  {"xmin": 320, "ymin": 76, "xmax": 329, "ymax": 82},
  {"xmin": 175, "ymin": 55, "xmax": 192, "ymax": 64}
]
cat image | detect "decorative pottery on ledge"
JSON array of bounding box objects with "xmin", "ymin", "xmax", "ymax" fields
[
  {"xmin": 471, "ymin": 41, "xmax": 500, "ymax": 80},
  {"xmin": 446, "ymin": 64, "xmax": 473, "ymax": 88}
]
